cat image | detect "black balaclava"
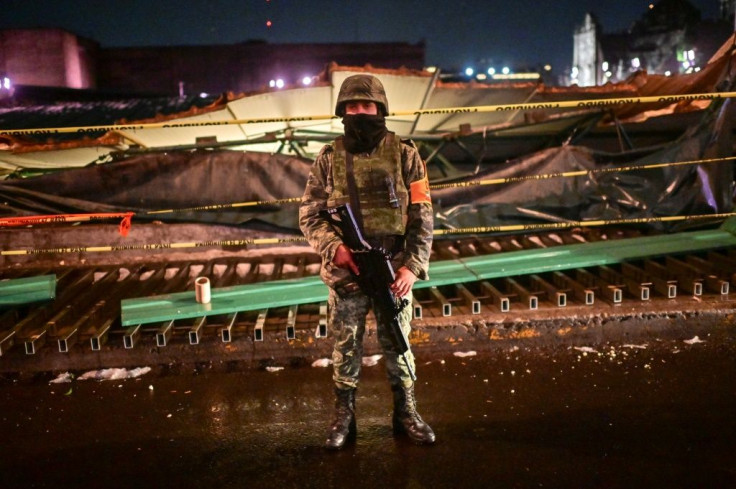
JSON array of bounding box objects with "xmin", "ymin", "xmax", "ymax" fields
[{"xmin": 342, "ymin": 114, "xmax": 387, "ymax": 154}]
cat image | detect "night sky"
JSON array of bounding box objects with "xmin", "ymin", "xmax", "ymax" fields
[{"xmin": 0, "ymin": 0, "xmax": 723, "ymax": 72}]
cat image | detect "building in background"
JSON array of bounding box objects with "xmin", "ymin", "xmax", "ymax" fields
[
  {"xmin": 571, "ymin": 0, "xmax": 734, "ymax": 86},
  {"xmin": 0, "ymin": 29, "xmax": 99, "ymax": 92},
  {"xmin": 0, "ymin": 28, "xmax": 424, "ymax": 98}
]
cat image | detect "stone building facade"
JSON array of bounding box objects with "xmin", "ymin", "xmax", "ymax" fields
[{"xmin": 571, "ymin": 0, "xmax": 734, "ymax": 86}]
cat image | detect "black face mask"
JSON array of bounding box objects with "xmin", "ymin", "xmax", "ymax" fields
[{"xmin": 342, "ymin": 114, "xmax": 387, "ymax": 154}]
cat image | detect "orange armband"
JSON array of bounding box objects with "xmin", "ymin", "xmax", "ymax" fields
[{"xmin": 410, "ymin": 177, "xmax": 431, "ymax": 204}]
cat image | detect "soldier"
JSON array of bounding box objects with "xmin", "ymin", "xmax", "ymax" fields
[{"xmin": 299, "ymin": 73, "xmax": 435, "ymax": 449}]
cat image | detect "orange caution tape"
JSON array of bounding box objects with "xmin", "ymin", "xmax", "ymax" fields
[
  {"xmin": 0, "ymin": 212, "xmax": 135, "ymax": 237},
  {"xmin": 119, "ymin": 214, "xmax": 133, "ymax": 237}
]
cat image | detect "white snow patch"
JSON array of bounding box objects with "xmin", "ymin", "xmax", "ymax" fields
[
  {"xmin": 362, "ymin": 354, "xmax": 383, "ymax": 366},
  {"xmin": 266, "ymin": 366, "xmax": 284, "ymax": 373},
  {"xmin": 622, "ymin": 344, "xmax": 648, "ymax": 349},
  {"xmin": 49, "ymin": 372, "xmax": 74, "ymax": 384},
  {"xmin": 78, "ymin": 367, "xmax": 151, "ymax": 381},
  {"xmin": 453, "ymin": 351, "xmax": 477, "ymax": 358},
  {"xmin": 573, "ymin": 346, "xmax": 598, "ymax": 354},
  {"xmin": 684, "ymin": 336, "xmax": 705, "ymax": 345},
  {"xmin": 311, "ymin": 358, "xmax": 333, "ymax": 368}
]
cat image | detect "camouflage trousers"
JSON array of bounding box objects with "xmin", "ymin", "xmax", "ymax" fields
[{"xmin": 327, "ymin": 288, "xmax": 416, "ymax": 390}]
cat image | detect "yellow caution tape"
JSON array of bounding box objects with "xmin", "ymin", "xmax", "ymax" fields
[
  {"xmin": 0, "ymin": 92, "xmax": 733, "ymax": 136},
  {"xmin": 2, "ymin": 213, "xmax": 734, "ymax": 256},
  {"xmin": 142, "ymin": 155, "xmax": 736, "ymax": 214},
  {"xmin": 431, "ymin": 156, "xmax": 736, "ymax": 189},
  {"xmin": 144, "ymin": 197, "xmax": 301, "ymax": 215},
  {"xmin": 1, "ymin": 155, "xmax": 731, "ymax": 229},
  {"xmin": 433, "ymin": 212, "xmax": 734, "ymax": 235}
]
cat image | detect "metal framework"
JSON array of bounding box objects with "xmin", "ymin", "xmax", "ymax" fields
[{"xmin": 120, "ymin": 220, "xmax": 736, "ymax": 326}]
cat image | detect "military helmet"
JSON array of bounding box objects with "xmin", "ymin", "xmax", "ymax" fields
[{"xmin": 335, "ymin": 74, "xmax": 389, "ymax": 117}]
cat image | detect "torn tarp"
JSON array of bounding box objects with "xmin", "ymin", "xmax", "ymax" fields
[{"xmin": 0, "ymin": 99, "xmax": 732, "ymax": 235}]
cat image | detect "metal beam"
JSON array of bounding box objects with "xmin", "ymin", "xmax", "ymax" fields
[
  {"xmin": 120, "ymin": 223, "xmax": 736, "ymax": 326},
  {"xmin": 0, "ymin": 275, "xmax": 56, "ymax": 308},
  {"xmin": 121, "ymin": 276, "xmax": 327, "ymax": 326}
]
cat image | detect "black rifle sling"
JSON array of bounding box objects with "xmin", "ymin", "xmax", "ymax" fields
[{"xmin": 344, "ymin": 151, "xmax": 366, "ymax": 233}]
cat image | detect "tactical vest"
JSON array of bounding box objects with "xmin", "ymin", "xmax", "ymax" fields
[{"xmin": 328, "ymin": 133, "xmax": 408, "ymax": 237}]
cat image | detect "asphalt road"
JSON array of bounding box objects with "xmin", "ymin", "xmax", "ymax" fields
[{"xmin": 1, "ymin": 326, "xmax": 734, "ymax": 489}]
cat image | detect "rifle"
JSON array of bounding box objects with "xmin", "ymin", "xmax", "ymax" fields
[{"xmin": 320, "ymin": 203, "xmax": 416, "ymax": 381}]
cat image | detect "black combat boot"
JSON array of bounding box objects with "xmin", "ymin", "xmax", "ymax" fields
[
  {"xmin": 392, "ymin": 384, "xmax": 436, "ymax": 444},
  {"xmin": 325, "ymin": 387, "xmax": 356, "ymax": 450}
]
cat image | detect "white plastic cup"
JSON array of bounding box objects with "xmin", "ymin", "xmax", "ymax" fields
[{"xmin": 195, "ymin": 277, "xmax": 211, "ymax": 304}]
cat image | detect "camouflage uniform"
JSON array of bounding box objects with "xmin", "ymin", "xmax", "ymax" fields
[
  {"xmin": 300, "ymin": 73, "xmax": 435, "ymax": 448},
  {"xmin": 299, "ymin": 134, "xmax": 433, "ymax": 389}
]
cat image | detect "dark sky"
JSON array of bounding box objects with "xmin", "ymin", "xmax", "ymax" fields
[{"xmin": 0, "ymin": 0, "xmax": 723, "ymax": 72}]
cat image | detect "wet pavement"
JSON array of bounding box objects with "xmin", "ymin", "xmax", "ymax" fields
[{"xmin": 1, "ymin": 327, "xmax": 735, "ymax": 489}]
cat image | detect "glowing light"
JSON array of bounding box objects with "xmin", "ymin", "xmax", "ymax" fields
[
  {"xmin": 464, "ymin": 67, "xmax": 474, "ymax": 77},
  {"xmin": 476, "ymin": 73, "xmax": 487, "ymax": 81},
  {"xmin": 543, "ymin": 64, "xmax": 552, "ymax": 72},
  {"xmin": 602, "ymin": 61, "xmax": 609, "ymax": 71},
  {"xmin": 487, "ymin": 67, "xmax": 496, "ymax": 75},
  {"xmin": 501, "ymin": 66, "xmax": 510, "ymax": 75},
  {"xmin": 275, "ymin": 78, "xmax": 285, "ymax": 89},
  {"xmin": 266, "ymin": 20, "xmax": 272, "ymax": 28},
  {"xmin": 425, "ymin": 66, "xmax": 437, "ymax": 73},
  {"xmin": 491, "ymin": 72, "xmax": 540, "ymax": 80},
  {"xmin": 2, "ymin": 77, "xmax": 10, "ymax": 90},
  {"xmin": 301, "ymin": 76, "xmax": 312, "ymax": 86},
  {"xmin": 631, "ymin": 57, "xmax": 640, "ymax": 69},
  {"xmin": 269, "ymin": 79, "xmax": 276, "ymax": 88}
]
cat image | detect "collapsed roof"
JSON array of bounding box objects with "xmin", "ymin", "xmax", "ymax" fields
[{"xmin": 1, "ymin": 35, "xmax": 734, "ymax": 177}]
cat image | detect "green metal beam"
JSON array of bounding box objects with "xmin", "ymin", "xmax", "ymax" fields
[
  {"xmin": 428, "ymin": 227, "xmax": 736, "ymax": 287},
  {"xmin": 122, "ymin": 276, "xmax": 327, "ymax": 326},
  {"xmin": 0, "ymin": 275, "xmax": 56, "ymax": 308},
  {"xmin": 120, "ymin": 222, "xmax": 736, "ymax": 326}
]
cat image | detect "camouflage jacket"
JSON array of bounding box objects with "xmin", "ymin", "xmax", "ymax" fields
[{"xmin": 299, "ymin": 136, "xmax": 433, "ymax": 290}]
